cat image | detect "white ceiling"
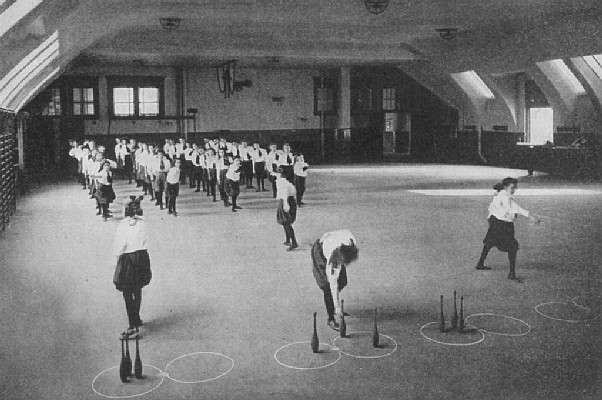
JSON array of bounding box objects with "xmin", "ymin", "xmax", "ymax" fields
[
  {"xmin": 2, "ymin": 0, "xmax": 602, "ymax": 110},
  {"xmin": 30, "ymin": 0, "xmax": 602, "ymax": 71}
]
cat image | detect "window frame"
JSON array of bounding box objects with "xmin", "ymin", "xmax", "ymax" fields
[
  {"xmin": 41, "ymin": 86, "xmax": 62, "ymax": 117},
  {"xmin": 107, "ymin": 76, "xmax": 165, "ymax": 119},
  {"xmin": 382, "ymin": 87, "xmax": 399, "ymax": 111},
  {"xmin": 64, "ymin": 76, "xmax": 100, "ymax": 119}
]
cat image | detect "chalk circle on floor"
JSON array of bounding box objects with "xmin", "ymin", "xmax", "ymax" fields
[
  {"xmin": 92, "ymin": 364, "xmax": 165, "ymax": 399},
  {"xmin": 332, "ymin": 331, "xmax": 398, "ymax": 359},
  {"xmin": 164, "ymin": 352, "xmax": 235, "ymax": 384},
  {"xmin": 535, "ymin": 302, "xmax": 599, "ymax": 323},
  {"xmin": 571, "ymin": 296, "xmax": 601, "ymax": 311},
  {"xmin": 274, "ymin": 341, "xmax": 341, "ymax": 370},
  {"xmin": 465, "ymin": 313, "xmax": 532, "ymax": 336},
  {"xmin": 420, "ymin": 322, "xmax": 485, "ymax": 346}
]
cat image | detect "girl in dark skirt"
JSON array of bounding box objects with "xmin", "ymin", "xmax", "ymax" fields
[
  {"xmin": 275, "ymin": 168, "xmax": 298, "ymax": 251},
  {"xmin": 113, "ymin": 197, "xmax": 151, "ymax": 339},
  {"xmin": 95, "ymin": 161, "xmax": 116, "ymax": 221},
  {"xmin": 226, "ymin": 157, "xmax": 242, "ymax": 212},
  {"xmin": 311, "ymin": 230, "xmax": 358, "ymax": 330},
  {"xmin": 476, "ymin": 177, "xmax": 541, "ymax": 281}
]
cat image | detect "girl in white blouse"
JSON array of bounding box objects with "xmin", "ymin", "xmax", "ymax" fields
[
  {"xmin": 275, "ymin": 168, "xmax": 298, "ymax": 251},
  {"xmin": 476, "ymin": 177, "xmax": 540, "ymax": 281},
  {"xmin": 311, "ymin": 230, "xmax": 358, "ymax": 330},
  {"xmin": 113, "ymin": 197, "xmax": 151, "ymax": 339}
]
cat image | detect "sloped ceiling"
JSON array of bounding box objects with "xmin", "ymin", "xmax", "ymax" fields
[{"xmin": 1, "ymin": 0, "xmax": 602, "ymax": 110}]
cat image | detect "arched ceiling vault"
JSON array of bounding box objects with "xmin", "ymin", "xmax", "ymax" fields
[{"xmin": 1, "ymin": 0, "xmax": 602, "ymax": 112}]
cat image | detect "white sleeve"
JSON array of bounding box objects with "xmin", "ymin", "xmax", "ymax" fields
[
  {"xmin": 113, "ymin": 224, "xmax": 127, "ymax": 257},
  {"xmin": 511, "ymin": 200, "xmax": 530, "ymax": 218},
  {"xmin": 275, "ymin": 180, "xmax": 287, "ymax": 201}
]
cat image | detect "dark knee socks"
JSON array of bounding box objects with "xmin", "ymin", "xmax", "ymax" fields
[
  {"xmin": 322, "ymin": 288, "xmax": 335, "ymax": 321},
  {"xmin": 284, "ymin": 224, "xmax": 297, "ymax": 246},
  {"xmin": 477, "ymin": 244, "xmax": 492, "ymax": 267},
  {"xmin": 508, "ymin": 250, "xmax": 517, "ymax": 276}
]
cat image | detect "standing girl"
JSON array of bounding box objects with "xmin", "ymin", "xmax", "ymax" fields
[
  {"xmin": 226, "ymin": 156, "xmax": 242, "ymax": 212},
  {"xmin": 113, "ymin": 197, "xmax": 151, "ymax": 339},
  {"xmin": 94, "ymin": 161, "xmax": 116, "ymax": 221},
  {"xmin": 476, "ymin": 177, "xmax": 540, "ymax": 281},
  {"xmin": 293, "ymin": 154, "xmax": 309, "ymax": 207},
  {"xmin": 311, "ymin": 230, "xmax": 358, "ymax": 330},
  {"xmin": 275, "ymin": 167, "xmax": 298, "ymax": 251}
]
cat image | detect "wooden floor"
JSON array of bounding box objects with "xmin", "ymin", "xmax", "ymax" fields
[{"xmin": 1, "ymin": 164, "xmax": 600, "ymax": 400}]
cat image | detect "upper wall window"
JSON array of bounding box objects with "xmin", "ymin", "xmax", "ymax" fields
[
  {"xmin": 382, "ymin": 88, "xmax": 398, "ymax": 111},
  {"xmin": 113, "ymin": 87, "xmax": 135, "ymax": 116},
  {"xmin": 41, "ymin": 87, "xmax": 61, "ymax": 116},
  {"xmin": 139, "ymin": 87, "xmax": 160, "ymax": 116},
  {"xmin": 59, "ymin": 76, "xmax": 99, "ymax": 118},
  {"xmin": 72, "ymin": 87, "xmax": 95, "ymax": 116},
  {"xmin": 107, "ymin": 76, "xmax": 165, "ymax": 118}
]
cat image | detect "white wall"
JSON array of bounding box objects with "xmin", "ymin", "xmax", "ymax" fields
[
  {"xmin": 65, "ymin": 64, "xmax": 321, "ymax": 135},
  {"xmin": 185, "ymin": 67, "xmax": 320, "ymax": 132}
]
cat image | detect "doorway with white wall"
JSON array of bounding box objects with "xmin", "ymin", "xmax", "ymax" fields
[{"xmin": 527, "ymin": 107, "xmax": 554, "ymax": 145}]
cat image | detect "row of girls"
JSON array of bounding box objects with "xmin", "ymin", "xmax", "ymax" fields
[
  {"xmin": 129, "ymin": 138, "xmax": 309, "ymax": 209},
  {"xmin": 68, "ymin": 140, "xmax": 117, "ymax": 221},
  {"xmin": 68, "ymin": 137, "xmax": 310, "ymax": 215}
]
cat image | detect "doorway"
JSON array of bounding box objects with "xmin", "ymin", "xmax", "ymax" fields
[
  {"xmin": 383, "ymin": 112, "xmax": 411, "ymax": 155},
  {"xmin": 528, "ymin": 107, "xmax": 553, "ymax": 145}
]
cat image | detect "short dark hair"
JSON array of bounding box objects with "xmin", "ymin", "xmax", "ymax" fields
[
  {"xmin": 494, "ymin": 177, "xmax": 518, "ymax": 191},
  {"xmin": 124, "ymin": 195, "xmax": 144, "ymax": 217},
  {"xmin": 339, "ymin": 239, "xmax": 359, "ymax": 263}
]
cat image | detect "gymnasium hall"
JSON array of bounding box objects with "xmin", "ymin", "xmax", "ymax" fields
[{"xmin": 0, "ymin": 1, "xmax": 600, "ymax": 399}]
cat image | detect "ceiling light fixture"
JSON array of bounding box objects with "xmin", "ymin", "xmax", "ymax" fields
[
  {"xmin": 159, "ymin": 17, "xmax": 181, "ymax": 31},
  {"xmin": 364, "ymin": 0, "xmax": 389, "ymax": 15},
  {"xmin": 436, "ymin": 28, "xmax": 458, "ymax": 40}
]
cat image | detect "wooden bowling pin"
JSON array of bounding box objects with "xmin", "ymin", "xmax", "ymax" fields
[
  {"xmin": 339, "ymin": 300, "xmax": 347, "ymax": 338},
  {"xmin": 451, "ymin": 290, "xmax": 458, "ymax": 331},
  {"xmin": 311, "ymin": 312, "xmax": 319, "ymax": 353},
  {"xmin": 134, "ymin": 336, "xmax": 143, "ymax": 379},
  {"xmin": 119, "ymin": 339, "xmax": 129, "ymax": 383},
  {"xmin": 372, "ymin": 307, "xmax": 379, "ymax": 348},
  {"xmin": 125, "ymin": 337, "xmax": 133, "ymax": 377},
  {"xmin": 459, "ymin": 296, "xmax": 465, "ymax": 334},
  {"xmin": 438, "ymin": 295, "xmax": 445, "ymax": 333}
]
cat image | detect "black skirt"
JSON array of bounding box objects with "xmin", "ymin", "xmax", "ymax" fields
[
  {"xmin": 192, "ymin": 165, "xmax": 203, "ymax": 180},
  {"xmin": 166, "ymin": 182, "xmax": 179, "ymax": 197},
  {"xmin": 96, "ymin": 184, "xmax": 115, "ymax": 205},
  {"xmin": 311, "ymin": 240, "xmax": 347, "ymax": 290},
  {"xmin": 226, "ymin": 179, "xmax": 240, "ymax": 197},
  {"xmin": 254, "ymin": 162, "xmax": 267, "ymax": 179},
  {"xmin": 113, "ymin": 250, "xmax": 152, "ymax": 292},
  {"xmin": 276, "ymin": 196, "xmax": 297, "ymax": 225},
  {"xmin": 483, "ymin": 216, "xmax": 519, "ymax": 252}
]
